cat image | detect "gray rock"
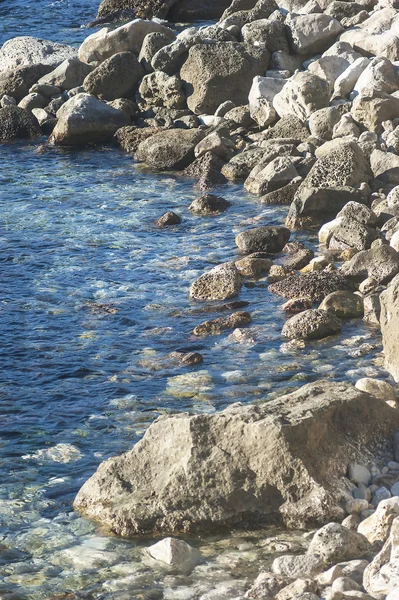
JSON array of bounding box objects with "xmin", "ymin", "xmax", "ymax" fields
[
  {"xmin": 269, "ymin": 271, "xmax": 355, "ymax": 302},
  {"xmin": 381, "ymin": 273, "xmax": 399, "ymax": 382},
  {"xmin": 96, "ymin": 0, "xmax": 177, "ymax": 20},
  {"xmin": 0, "ymin": 105, "xmax": 41, "ymax": 142},
  {"xmin": 273, "ymin": 72, "xmax": 330, "ymax": 120},
  {"xmin": 341, "ymin": 245, "xmax": 399, "ymax": 284},
  {"xmin": 136, "ymin": 128, "xmax": 204, "ymax": 170},
  {"xmin": 285, "ymin": 13, "xmax": 343, "ymax": 55},
  {"xmin": 151, "ymin": 27, "xmax": 202, "ymax": 75},
  {"xmin": 145, "ymin": 537, "xmax": 202, "ymax": 572},
  {"xmin": 18, "ymin": 92, "xmax": 48, "ymax": 111},
  {"xmin": 156, "ymin": 211, "xmax": 181, "ymax": 227},
  {"xmin": 189, "ymin": 194, "xmax": 231, "ymax": 215},
  {"xmin": 319, "ymin": 291, "xmax": 363, "ymax": 318},
  {"xmin": 235, "ymin": 225, "xmax": 290, "ymax": 254},
  {"xmin": 180, "ymin": 42, "xmax": 269, "ymax": 115},
  {"xmin": 272, "ymin": 554, "xmax": 325, "ymax": 578},
  {"xmin": 355, "ymin": 378, "xmax": 397, "ymax": 404},
  {"xmin": 308, "ymin": 106, "xmax": 342, "ymax": 141},
  {"xmin": 371, "ymin": 149, "xmax": 399, "ymax": 185},
  {"xmin": 262, "ymin": 114, "xmax": 309, "ymax": 142},
  {"xmin": 0, "ymin": 63, "xmax": 53, "ymax": 103},
  {"xmin": 242, "ymin": 18, "xmax": 289, "ymax": 53},
  {"xmin": 190, "ymin": 262, "xmax": 242, "ymax": 301},
  {"xmin": 245, "ymin": 156, "xmax": 299, "ymax": 195},
  {"xmin": 307, "ymin": 522, "xmax": 372, "ymax": 564},
  {"xmin": 37, "ymin": 58, "xmax": 93, "ymax": 91},
  {"xmin": 0, "ymin": 36, "xmax": 77, "ymax": 71},
  {"xmin": 282, "ymin": 308, "xmax": 342, "ymax": 340},
  {"xmin": 139, "ymin": 71, "xmax": 185, "ymax": 109},
  {"xmin": 74, "ymin": 380, "xmax": 399, "ymax": 535},
  {"xmin": 139, "ymin": 30, "xmax": 176, "ymax": 72},
  {"xmin": 83, "ymin": 51, "xmax": 143, "ymax": 101},
  {"xmin": 183, "ymin": 151, "xmax": 227, "ymax": 186},
  {"xmin": 49, "ymin": 93, "xmax": 128, "ymax": 145},
  {"xmin": 193, "ymin": 311, "xmax": 251, "ymax": 335}
]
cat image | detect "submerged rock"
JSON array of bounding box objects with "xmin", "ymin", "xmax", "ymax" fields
[
  {"xmin": 193, "ymin": 311, "xmax": 251, "ymax": 335},
  {"xmin": 73, "ymin": 380, "xmax": 399, "ymax": 535},
  {"xmin": 190, "ymin": 262, "xmax": 242, "ymax": 301},
  {"xmin": 145, "ymin": 537, "xmax": 202, "ymax": 572}
]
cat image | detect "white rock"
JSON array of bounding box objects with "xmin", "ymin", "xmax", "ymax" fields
[
  {"xmin": 353, "ymin": 57, "xmax": 399, "ymax": 97},
  {"xmin": 391, "ymin": 230, "xmax": 399, "ymax": 252},
  {"xmin": 78, "ymin": 19, "xmax": 173, "ymax": 66},
  {"xmin": 248, "ymin": 76, "xmax": 285, "ymax": 127},
  {"xmin": 272, "ymin": 553, "xmax": 325, "ymax": 578},
  {"xmin": 317, "ymin": 565, "xmax": 344, "ymax": 586},
  {"xmin": 0, "ymin": 36, "xmax": 77, "ymax": 72},
  {"xmin": 145, "ymin": 537, "xmax": 202, "ymax": 571},
  {"xmin": 334, "ymin": 58, "xmax": 370, "ymax": 98},
  {"xmin": 355, "ymin": 378, "xmax": 397, "ymax": 402},
  {"xmin": 358, "ymin": 496, "xmax": 399, "ymax": 543},
  {"xmin": 273, "ymin": 71, "xmax": 330, "ymax": 120}
]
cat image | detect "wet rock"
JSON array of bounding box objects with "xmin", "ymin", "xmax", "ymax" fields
[
  {"xmin": 172, "ymin": 351, "xmax": 204, "ymax": 365},
  {"xmin": 139, "ymin": 71, "xmax": 185, "ymax": 109},
  {"xmin": 183, "ymin": 151, "xmax": 227, "ymax": 186},
  {"xmin": 180, "ymin": 42, "xmax": 270, "ymax": 115},
  {"xmin": 136, "ymin": 128, "xmax": 205, "ymax": 170},
  {"xmin": 83, "ymin": 51, "xmax": 143, "ymax": 101},
  {"xmin": 341, "ymin": 245, "xmax": 399, "ymax": 284},
  {"xmin": 269, "ymin": 271, "xmax": 355, "ymax": 302},
  {"xmin": 145, "ymin": 537, "xmax": 202, "ymax": 571},
  {"xmin": 155, "ymin": 211, "xmax": 181, "ymax": 227},
  {"xmin": 381, "ymin": 273, "xmax": 399, "ymax": 381},
  {"xmin": 190, "ymin": 262, "xmax": 242, "ymax": 301},
  {"xmin": 193, "ymin": 311, "xmax": 251, "ymax": 335},
  {"xmin": 282, "ymin": 297, "xmax": 312, "ymax": 314},
  {"xmin": 49, "ymin": 93, "xmax": 128, "ymax": 145},
  {"xmin": 235, "ymin": 255, "xmax": 272, "ymax": 277},
  {"xmin": 307, "ymin": 522, "xmax": 372, "ymax": 564},
  {"xmin": 286, "ymin": 186, "xmax": 366, "ymax": 229},
  {"xmin": 273, "ymin": 72, "xmax": 330, "ymax": 121},
  {"xmin": 74, "ymin": 380, "xmax": 399, "ymax": 535},
  {"xmin": 115, "ymin": 125, "xmax": 162, "ymax": 153},
  {"xmin": 37, "ymin": 58, "xmax": 93, "ymax": 91},
  {"xmin": 78, "ymin": 19, "xmax": 173, "ymax": 65},
  {"xmin": 319, "ymin": 291, "xmax": 363, "ymax": 318},
  {"xmin": 0, "ymin": 36, "xmax": 77, "ymax": 71},
  {"xmin": 189, "ymin": 194, "xmax": 231, "ymax": 215},
  {"xmin": 236, "ymin": 226, "xmax": 290, "ymax": 254},
  {"xmin": 285, "ymin": 13, "xmax": 343, "ymax": 55},
  {"xmin": 282, "ymin": 308, "xmax": 342, "ymax": 340},
  {"xmin": 0, "ymin": 105, "xmax": 41, "ymax": 142}
]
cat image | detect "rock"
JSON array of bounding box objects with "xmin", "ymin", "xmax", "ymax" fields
[
  {"xmin": 190, "ymin": 262, "xmax": 242, "ymax": 301},
  {"xmin": 73, "ymin": 380, "xmax": 399, "ymax": 535},
  {"xmin": 282, "ymin": 308, "xmax": 342, "ymax": 340},
  {"xmin": 381, "ymin": 274, "xmax": 399, "ymax": 381},
  {"xmin": 282, "ymin": 297, "xmax": 313, "ymax": 313},
  {"xmin": 276, "ymin": 578, "xmax": 319, "ymax": 600},
  {"xmin": 0, "ymin": 63, "xmax": 53, "ymax": 103},
  {"xmin": 269, "ymin": 271, "xmax": 355, "ymax": 302},
  {"xmin": 37, "ymin": 58, "xmax": 93, "ymax": 91},
  {"xmin": 308, "ymin": 106, "xmax": 342, "ymax": 140},
  {"xmin": 363, "ymin": 516, "xmax": 399, "ymax": 597},
  {"xmin": 96, "ymin": 0, "xmax": 176, "ymax": 20},
  {"xmin": 272, "ymin": 554, "xmax": 325, "ymax": 578},
  {"xmin": 0, "ymin": 105, "xmax": 41, "ymax": 142},
  {"xmin": 145, "ymin": 537, "xmax": 202, "ymax": 571},
  {"xmin": 235, "ymin": 255, "xmax": 272, "ymax": 277},
  {"xmin": 83, "ymin": 52, "xmax": 143, "ymax": 101},
  {"xmin": 355, "ymin": 379, "xmax": 397, "ymax": 404},
  {"xmin": 49, "ymin": 93, "xmax": 128, "ymax": 145},
  {"xmin": 168, "ymin": 0, "xmax": 233, "ymax": 21},
  {"xmin": 261, "ymin": 181, "xmax": 301, "ymax": 206},
  {"xmin": 224, "ymin": 105, "xmax": 254, "ymax": 128},
  {"xmin": 340, "ymin": 245, "xmax": 399, "ymax": 284},
  {"xmin": 242, "ymin": 18, "xmax": 289, "ymax": 53},
  {"xmin": 333, "ymin": 56, "xmax": 370, "ymax": 99},
  {"xmin": 358, "ymin": 496, "xmax": 399, "ymax": 545},
  {"xmin": 281, "ymin": 242, "xmax": 314, "ymax": 270},
  {"xmin": 115, "ymin": 125, "xmax": 161, "ymax": 152},
  {"xmin": 348, "ymin": 464, "xmax": 371, "ymax": 486},
  {"xmin": 150, "ymin": 27, "xmax": 202, "ymax": 75},
  {"xmin": 363, "ymin": 293, "xmax": 381, "ymax": 327},
  {"xmin": 303, "ymin": 140, "xmax": 372, "ymax": 188},
  {"xmin": 193, "ymin": 311, "xmax": 252, "ymax": 335},
  {"xmin": 319, "ymin": 291, "xmax": 363, "ymax": 318},
  {"xmin": 78, "ymin": 19, "xmax": 173, "ymax": 65},
  {"xmin": 273, "ymin": 72, "xmax": 330, "ymax": 121},
  {"xmin": 245, "ymin": 157, "xmax": 299, "ymax": 196},
  {"xmin": 236, "ymin": 226, "xmax": 290, "ymax": 254},
  {"xmin": 183, "ymin": 151, "xmax": 227, "ymax": 186},
  {"xmin": 0, "ymin": 36, "xmax": 77, "ymax": 72},
  {"xmin": 371, "ymin": 149, "xmax": 399, "ymax": 185},
  {"xmin": 328, "ymin": 220, "xmax": 381, "ymax": 252},
  {"xmin": 180, "ymin": 42, "xmax": 269, "ymax": 115},
  {"xmin": 351, "ymin": 94, "xmax": 399, "ymax": 134},
  {"xmin": 245, "ymin": 571, "xmax": 288, "ymax": 599},
  {"xmin": 286, "ymin": 186, "xmax": 366, "ymax": 229},
  {"xmin": 194, "ymin": 131, "xmax": 235, "ymax": 162},
  {"xmin": 189, "ymin": 194, "xmax": 231, "ymax": 215},
  {"xmin": 353, "ymin": 57, "xmax": 399, "ymax": 97},
  {"xmin": 18, "ymin": 92, "xmax": 47, "ymax": 111},
  {"xmin": 155, "ymin": 211, "xmax": 181, "ymax": 227},
  {"xmin": 136, "ymin": 128, "xmax": 205, "ymax": 170},
  {"xmin": 139, "ymin": 71, "xmax": 185, "ymax": 109},
  {"xmin": 332, "ymin": 113, "xmax": 360, "ymax": 139},
  {"xmin": 307, "ymin": 522, "xmax": 372, "ymax": 564},
  {"xmin": 285, "ymin": 13, "xmax": 344, "ymax": 55},
  {"xmin": 139, "ymin": 30, "xmax": 176, "ymax": 72}
]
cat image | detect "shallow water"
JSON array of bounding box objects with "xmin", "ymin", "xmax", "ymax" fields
[{"xmin": 0, "ymin": 2, "xmax": 393, "ymax": 598}]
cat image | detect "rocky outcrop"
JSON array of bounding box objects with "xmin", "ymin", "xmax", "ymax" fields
[
  {"xmin": 380, "ymin": 274, "xmax": 399, "ymax": 382},
  {"xmin": 49, "ymin": 93, "xmax": 128, "ymax": 145},
  {"xmin": 74, "ymin": 380, "xmax": 399, "ymax": 536}
]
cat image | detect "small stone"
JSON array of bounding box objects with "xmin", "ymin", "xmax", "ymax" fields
[
  {"xmin": 391, "ymin": 481, "xmax": 399, "ymax": 496},
  {"xmin": 145, "ymin": 537, "xmax": 202, "ymax": 572},
  {"xmin": 192, "ymin": 311, "xmax": 251, "ymax": 336},
  {"xmin": 282, "ymin": 297, "xmax": 313, "ymax": 314},
  {"xmin": 156, "ymin": 211, "xmax": 182, "ymax": 227},
  {"xmin": 348, "ymin": 464, "xmax": 371, "ymax": 486},
  {"xmin": 371, "ymin": 486, "xmax": 391, "ymax": 507},
  {"xmin": 189, "ymin": 194, "xmax": 231, "ymax": 215},
  {"xmin": 355, "ymin": 378, "xmax": 397, "ymax": 403},
  {"xmin": 345, "ymin": 499, "xmax": 369, "ymax": 514}
]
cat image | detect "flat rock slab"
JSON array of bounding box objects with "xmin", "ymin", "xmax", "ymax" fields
[
  {"xmin": 269, "ymin": 271, "xmax": 355, "ymax": 302},
  {"xmin": 74, "ymin": 380, "xmax": 399, "ymax": 535}
]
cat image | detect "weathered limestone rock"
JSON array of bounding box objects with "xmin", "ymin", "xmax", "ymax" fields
[
  {"xmin": 273, "ymin": 72, "xmax": 330, "ymax": 121},
  {"xmin": 381, "ymin": 273, "xmax": 399, "ymax": 382},
  {"xmin": 0, "ymin": 36, "xmax": 77, "ymax": 71},
  {"xmin": 37, "ymin": 58, "xmax": 93, "ymax": 91},
  {"xmin": 245, "ymin": 157, "xmax": 299, "ymax": 195},
  {"xmin": 352, "ymin": 94, "xmax": 399, "ymax": 134},
  {"xmin": 190, "ymin": 262, "xmax": 242, "ymax": 301},
  {"xmin": 333, "ymin": 57, "xmax": 370, "ymax": 99},
  {"xmin": 285, "ymin": 13, "xmax": 344, "ymax": 55},
  {"xmin": 308, "ymin": 106, "xmax": 342, "ymax": 141},
  {"xmin": 139, "ymin": 71, "xmax": 185, "ymax": 109},
  {"xmin": 282, "ymin": 309, "xmax": 342, "ymax": 340},
  {"xmin": 319, "ymin": 291, "xmax": 363, "ymax": 318},
  {"xmin": 139, "ymin": 30, "xmax": 176, "ymax": 72},
  {"xmin": 355, "ymin": 379, "xmax": 397, "ymax": 405},
  {"xmin": 272, "ymin": 554, "xmax": 325, "ymax": 579},
  {"xmin": 0, "ymin": 63, "xmax": 53, "ymax": 103},
  {"xmin": 363, "ymin": 515, "xmax": 399, "ymax": 598},
  {"xmin": 0, "ymin": 105, "xmax": 41, "ymax": 142},
  {"xmin": 248, "ymin": 75, "xmax": 285, "ymax": 128},
  {"xmin": 341, "ymin": 245, "xmax": 399, "ymax": 284},
  {"xmin": 136, "ymin": 128, "xmax": 204, "ymax": 170},
  {"xmin": 193, "ymin": 311, "xmax": 251, "ymax": 335},
  {"xmin": 49, "ymin": 93, "xmax": 128, "ymax": 145},
  {"xmin": 358, "ymin": 497, "xmax": 399, "ymax": 544},
  {"xmin": 73, "ymin": 381, "xmax": 399, "ymax": 535},
  {"xmin": 180, "ymin": 42, "xmax": 270, "ymax": 115},
  {"xmin": 269, "ymin": 271, "xmax": 355, "ymax": 302},
  {"xmin": 307, "ymin": 523, "xmax": 372, "ymax": 563},
  {"xmin": 115, "ymin": 125, "xmax": 162, "ymax": 153},
  {"xmin": 96, "ymin": 0, "xmax": 177, "ymax": 20},
  {"xmin": 371, "ymin": 149, "xmax": 399, "ymax": 185},
  {"xmin": 82, "ymin": 51, "xmax": 143, "ymax": 101},
  {"xmin": 353, "ymin": 57, "xmax": 399, "ymax": 97},
  {"xmin": 242, "ymin": 18, "xmax": 289, "ymax": 54},
  {"xmin": 236, "ymin": 226, "xmax": 290, "ymax": 254},
  {"xmin": 78, "ymin": 19, "xmax": 173, "ymax": 65}
]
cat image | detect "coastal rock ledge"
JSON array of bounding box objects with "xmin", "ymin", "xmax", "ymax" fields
[{"xmin": 74, "ymin": 381, "xmax": 399, "ymax": 536}]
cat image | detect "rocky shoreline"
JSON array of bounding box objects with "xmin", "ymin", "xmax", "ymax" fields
[{"xmin": 3, "ymin": 0, "xmax": 399, "ymax": 596}]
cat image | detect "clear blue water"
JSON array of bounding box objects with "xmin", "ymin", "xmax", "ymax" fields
[{"xmin": 0, "ymin": 2, "xmax": 391, "ymax": 598}]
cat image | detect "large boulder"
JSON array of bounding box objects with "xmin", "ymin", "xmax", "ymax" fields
[
  {"xmin": 136, "ymin": 128, "xmax": 205, "ymax": 170},
  {"xmin": 0, "ymin": 36, "xmax": 77, "ymax": 72},
  {"xmin": 180, "ymin": 42, "xmax": 269, "ymax": 115},
  {"xmin": 49, "ymin": 93, "xmax": 128, "ymax": 146},
  {"xmin": 168, "ymin": 0, "xmax": 232, "ymax": 20},
  {"xmin": 83, "ymin": 52, "xmax": 143, "ymax": 100},
  {"xmin": 96, "ymin": 0, "xmax": 231, "ymax": 20},
  {"xmin": 381, "ymin": 274, "xmax": 399, "ymax": 382},
  {"xmin": 281, "ymin": 309, "xmax": 342, "ymax": 340},
  {"xmin": 273, "ymin": 72, "xmax": 330, "ymax": 121},
  {"xmin": 285, "ymin": 13, "xmax": 344, "ymax": 55},
  {"xmin": 306, "ymin": 523, "xmax": 372, "ymax": 563},
  {"xmin": 73, "ymin": 380, "xmax": 399, "ymax": 535},
  {"xmin": 236, "ymin": 226, "xmax": 290, "ymax": 254},
  {"xmin": 96, "ymin": 0, "xmax": 177, "ymax": 20},
  {"xmin": 351, "ymin": 94, "xmax": 399, "ymax": 134},
  {"xmin": 0, "ymin": 63, "xmax": 53, "ymax": 103},
  {"xmin": 341, "ymin": 245, "xmax": 399, "ymax": 284},
  {"xmin": 0, "ymin": 106, "xmax": 42, "ymax": 142},
  {"xmin": 78, "ymin": 19, "xmax": 173, "ymax": 65},
  {"xmin": 269, "ymin": 271, "xmax": 355, "ymax": 302},
  {"xmin": 37, "ymin": 58, "xmax": 93, "ymax": 91}
]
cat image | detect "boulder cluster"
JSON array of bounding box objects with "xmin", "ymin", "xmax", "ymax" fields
[{"xmin": 5, "ymin": 0, "xmax": 399, "ymax": 596}]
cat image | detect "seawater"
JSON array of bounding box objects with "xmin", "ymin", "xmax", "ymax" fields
[{"xmin": 0, "ymin": 2, "xmax": 391, "ymax": 598}]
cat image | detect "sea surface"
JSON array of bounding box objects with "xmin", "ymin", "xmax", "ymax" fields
[{"xmin": 0, "ymin": 1, "xmax": 392, "ymax": 598}]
